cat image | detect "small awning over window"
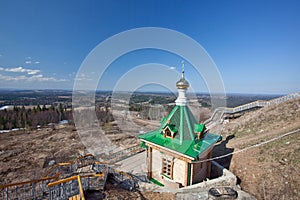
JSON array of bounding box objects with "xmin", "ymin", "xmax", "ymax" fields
[{"xmin": 163, "ymin": 124, "xmax": 178, "ymax": 139}]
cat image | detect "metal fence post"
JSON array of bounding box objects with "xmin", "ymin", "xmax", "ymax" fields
[
  {"xmin": 5, "ymin": 187, "xmax": 9, "ymax": 200},
  {"xmin": 31, "ymin": 182, "xmax": 35, "ymax": 199}
]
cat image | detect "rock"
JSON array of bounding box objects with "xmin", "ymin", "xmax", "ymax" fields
[
  {"xmin": 48, "ymin": 160, "xmax": 56, "ymax": 166},
  {"xmin": 278, "ymin": 159, "xmax": 286, "ymax": 165}
]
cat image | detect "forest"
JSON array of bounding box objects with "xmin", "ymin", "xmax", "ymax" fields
[{"xmin": 0, "ymin": 104, "xmax": 72, "ymax": 130}]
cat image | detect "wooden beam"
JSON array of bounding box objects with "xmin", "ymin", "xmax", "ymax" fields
[
  {"xmin": 184, "ymin": 161, "xmax": 189, "ymax": 186},
  {"xmin": 190, "ymin": 163, "xmax": 193, "ymax": 185},
  {"xmin": 145, "ymin": 142, "xmax": 192, "ymax": 163},
  {"xmin": 0, "ymin": 175, "xmax": 58, "ymax": 189},
  {"xmin": 207, "ymin": 151, "xmax": 212, "ymax": 179},
  {"xmin": 47, "ymin": 175, "xmax": 78, "ymax": 187},
  {"xmin": 147, "ymin": 147, "xmax": 152, "ymax": 179}
]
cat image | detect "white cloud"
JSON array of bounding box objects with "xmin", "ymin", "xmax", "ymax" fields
[
  {"xmin": 0, "ymin": 65, "xmax": 67, "ymax": 85},
  {"xmin": 24, "ymin": 57, "xmax": 40, "ymax": 65},
  {"xmin": 1, "ymin": 66, "xmax": 40, "ymax": 75},
  {"xmin": 6, "ymin": 66, "xmax": 25, "ymax": 73},
  {"xmin": 27, "ymin": 69, "xmax": 40, "ymax": 75},
  {"xmin": 75, "ymin": 73, "xmax": 94, "ymax": 81},
  {"xmin": 0, "ymin": 73, "xmax": 66, "ymax": 82},
  {"xmin": 0, "ymin": 74, "xmax": 27, "ymax": 81},
  {"xmin": 169, "ymin": 66, "xmax": 176, "ymax": 70}
]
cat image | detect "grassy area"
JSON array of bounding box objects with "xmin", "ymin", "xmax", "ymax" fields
[{"xmin": 258, "ymin": 132, "xmax": 300, "ymax": 165}]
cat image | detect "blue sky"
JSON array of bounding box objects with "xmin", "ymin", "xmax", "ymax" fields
[{"xmin": 0, "ymin": 0, "xmax": 299, "ymax": 94}]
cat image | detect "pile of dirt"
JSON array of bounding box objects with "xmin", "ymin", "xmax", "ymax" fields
[
  {"xmin": 213, "ymin": 97, "xmax": 300, "ymax": 199},
  {"xmin": 0, "ymin": 125, "xmax": 85, "ymax": 184}
]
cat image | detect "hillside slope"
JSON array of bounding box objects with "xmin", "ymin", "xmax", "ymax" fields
[{"xmin": 213, "ymin": 97, "xmax": 300, "ymax": 199}]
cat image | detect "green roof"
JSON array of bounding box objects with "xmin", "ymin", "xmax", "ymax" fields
[
  {"xmin": 138, "ymin": 105, "xmax": 221, "ymax": 159},
  {"xmin": 194, "ymin": 123, "xmax": 205, "ymax": 133},
  {"xmin": 158, "ymin": 105, "xmax": 198, "ymax": 143}
]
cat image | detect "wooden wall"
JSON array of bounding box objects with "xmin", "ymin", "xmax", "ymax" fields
[
  {"xmin": 173, "ymin": 158, "xmax": 186, "ymax": 185},
  {"xmin": 151, "ymin": 148, "xmax": 162, "ymax": 181}
]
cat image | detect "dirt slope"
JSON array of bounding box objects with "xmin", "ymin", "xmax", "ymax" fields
[
  {"xmin": 213, "ymin": 97, "xmax": 300, "ymax": 199},
  {"xmin": 0, "ymin": 126, "xmax": 85, "ymax": 184}
]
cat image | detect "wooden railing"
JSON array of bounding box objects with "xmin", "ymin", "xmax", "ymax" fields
[
  {"xmin": 0, "ymin": 154, "xmax": 109, "ymax": 200},
  {"xmin": 0, "ymin": 175, "xmax": 58, "ymax": 200},
  {"xmin": 205, "ymin": 92, "xmax": 300, "ymax": 125},
  {"xmin": 0, "ymin": 149, "xmax": 141, "ymax": 200}
]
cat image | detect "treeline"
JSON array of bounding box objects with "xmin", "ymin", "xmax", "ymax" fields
[
  {"xmin": 0, "ymin": 104, "xmax": 72, "ymax": 130},
  {"xmin": 95, "ymin": 105, "xmax": 114, "ymax": 125}
]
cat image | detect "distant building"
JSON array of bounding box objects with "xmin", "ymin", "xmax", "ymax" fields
[{"xmin": 139, "ymin": 62, "xmax": 221, "ymax": 188}]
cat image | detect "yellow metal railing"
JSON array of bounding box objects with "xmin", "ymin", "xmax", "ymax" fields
[
  {"xmin": 47, "ymin": 173, "xmax": 106, "ymax": 200},
  {"xmin": 1, "ymin": 152, "xmax": 137, "ymax": 199},
  {"xmin": 47, "ymin": 175, "xmax": 84, "ymax": 200},
  {"xmin": 0, "ymin": 175, "xmax": 58, "ymax": 189},
  {"xmin": 0, "ymin": 175, "xmax": 59, "ymax": 200},
  {"xmin": 77, "ymin": 176, "xmax": 85, "ymax": 200},
  {"xmin": 43, "ymin": 154, "xmax": 109, "ymax": 178},
  {"xmin": 47, "ymin": 175, "xmax": 78, "ymax": 187}
]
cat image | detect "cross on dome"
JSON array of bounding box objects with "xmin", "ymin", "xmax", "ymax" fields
[
  {"xmin": 175, "ymin": 61, "xmax": 189, "ymax": 106},
  {"xmin": 176, "ymin": 61, "xmax": 190, "ymax": 90}
]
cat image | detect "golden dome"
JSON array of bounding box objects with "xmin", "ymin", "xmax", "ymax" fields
[
  {"xmin": 176, "ymin": 61, "xmax": 189, "ymax": 89},
  {"xmin": 176, "ymin": 77, "xmax": 189, "ymax": 89}
]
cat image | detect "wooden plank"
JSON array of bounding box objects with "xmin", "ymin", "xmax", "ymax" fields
[
  {"xmin": 148, "ymin": 147, "xmax": 152, "ymax": 179},
  {"xmin": 183, "ymin": 161, "xmax": 188, "ymax": 186},
  {"xmin": 69, "ymin": 194, "xmax": 80, "ymax": 200},
  {"xmin": 206, "ymin": 151, "xmax": 212, "ymax": 179},
  {"xmin": 190, "ymin": 163, "xmax": 193, "ymax": 186},
  {"xmin": 57, "ymin": 162, "xmax": 72, "ymax": 166},
  {"xmin": 146, "ymin": 142, "xmax": 192, "ymax": 163},
  {"xmin": 47, "ymin": 175, "xmax": 78, "ymax": 187},
  {"xmin": 0, "ymin": 175, "xmax": 58, "ymax": 189}
]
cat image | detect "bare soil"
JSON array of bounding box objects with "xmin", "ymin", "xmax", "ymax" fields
[
  {"xmin": 102, "ymin": 183, "xmax": 175, "ymax": 200},
  {"xmin": 0, "ymin": 125, "xmax": 84, "ymax": 184},
  {"xmin": 1, "ymin": 98, "xmax": 299, "ymax": 199},
  {"xmin": 0, "ymin": 123, "xmax": 174, "ymax": 199},
  {"xmin": 213, "ymin": 97, "xmax": 300, "ymax": 199}
]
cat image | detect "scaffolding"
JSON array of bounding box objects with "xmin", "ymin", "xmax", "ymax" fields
[{"xmin": 0, "ymin": 145, "xmax": 144, "ymax": 200}]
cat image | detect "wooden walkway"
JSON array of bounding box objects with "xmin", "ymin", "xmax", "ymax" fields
[{"xmin": 205, "ymin": 92, "xmax": 300, "ymax": 126}]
